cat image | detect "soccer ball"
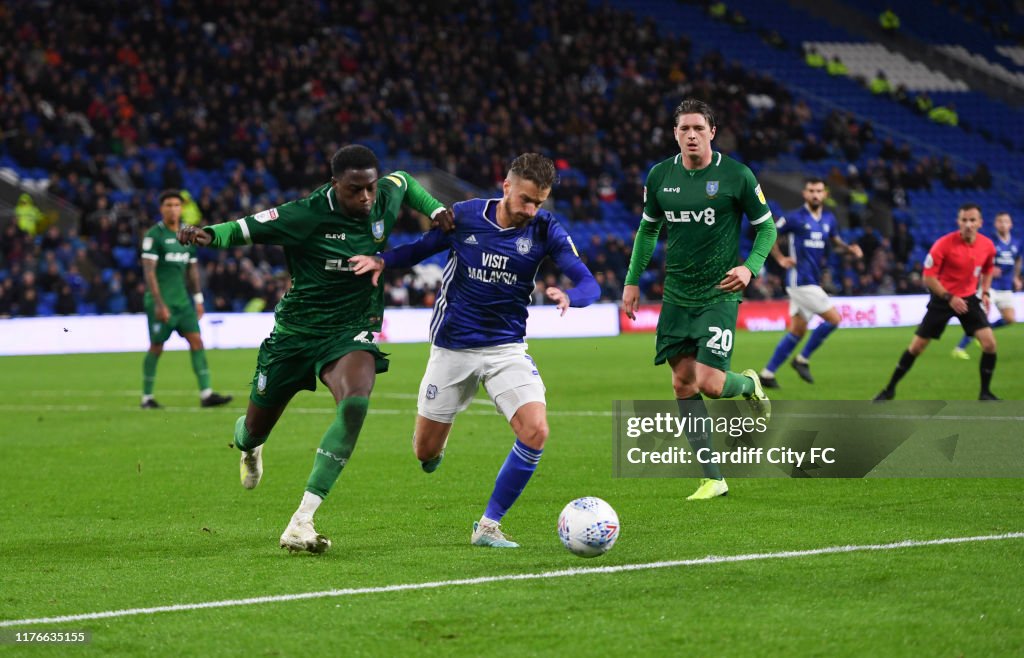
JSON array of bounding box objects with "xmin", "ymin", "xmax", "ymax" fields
[{"xmin": 557, "ymin": 497, "xmax": 620, "ymax": 558}]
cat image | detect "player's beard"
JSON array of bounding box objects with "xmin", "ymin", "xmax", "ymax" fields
[{"xmin": 502, "ymin": 199, "xmax": 532, "ymax": 228}]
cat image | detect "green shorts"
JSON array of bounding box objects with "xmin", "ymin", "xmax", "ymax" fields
[
  {"xmin": 145, "ymin": 297, "xmax": 200, "ymax": 344},
  {"xmin": 654, "ymin": 300, "xmax": 739, "ymax": 371},
  {"xmin": 249, "ymin": 327, "xmax": 390, "ymax": 408}
]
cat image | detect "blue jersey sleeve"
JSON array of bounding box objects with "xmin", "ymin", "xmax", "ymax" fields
[
  {"xmin": 547, "ymin": 218, "xmax": 599, "ymax": 307},
  {"xmin": 381, "ymin": 228, "xmax": 452, "ymax": 269},
  {"xmin": 775, "ymin": 215, "xmax": 794, "ymax": 235}
]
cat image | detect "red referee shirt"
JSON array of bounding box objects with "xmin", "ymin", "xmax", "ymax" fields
[{"xmin": 922, "ymin": 231, "xmax": 995, "ymax": 298}]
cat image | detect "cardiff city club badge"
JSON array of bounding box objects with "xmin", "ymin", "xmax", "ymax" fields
[
  {"xmin": 515, "ymin": 237, "xmax": 532, "ymax": 255},
  {"xmin": 706, "ymin": 181, "xmax": 719, "ymax": 198}
]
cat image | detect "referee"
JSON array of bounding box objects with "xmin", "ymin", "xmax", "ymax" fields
[{"xmin": 875, "ymin": 203, "xmax": 999, "ymax": 400}]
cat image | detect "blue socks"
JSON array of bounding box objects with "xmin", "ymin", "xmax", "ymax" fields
[
  {"xmin": 483, "ymin": 439, "xmax": 543, "ymax": 522},
  {"xmin": 765, "ymin": 332, "xmax": 801, "ymax": 373},
  {"xmin": 801, "ymin": 322, "xmax": 838, "ymax": 360},
  {"xmin": 959, "ymin": 319, "xmax": 1005, "ymax": 349}
]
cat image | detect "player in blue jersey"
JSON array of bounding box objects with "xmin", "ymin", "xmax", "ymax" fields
[
  {"xmin": 350, "ymin": 153, "xmax": 599, "ymax": 548},
  {"xmin": 953, "ymin": 211, "xmax": 1020, "ymax": 359},
  {"xmin": 758, "ymin": 178, "xmax": 863, "ymax": 388}
]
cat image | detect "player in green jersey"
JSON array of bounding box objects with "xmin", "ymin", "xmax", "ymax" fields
[
  {"xmin": 622, "ymin": 99, "xmax": 776, "ymax": 501},
  {"xmin": 140, "ymin": 190, "xmax": 232, "ymax": 409},
  {"xmin": 178, "ymin": 145, "xmax": 453, "ymax": 554}
]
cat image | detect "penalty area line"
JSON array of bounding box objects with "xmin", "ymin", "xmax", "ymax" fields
[{"xmin": 1, "ymin": 532, "xmax": 1021, "ymax": 628}]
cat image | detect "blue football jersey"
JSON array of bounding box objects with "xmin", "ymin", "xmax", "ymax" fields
[
  {"xmin": 775, "ymin": 206, "xmax": 837, "ymax": 287},
  {"xmin": 382, "ymin": 198, "xmax": 598, "ymax": 349},
  {"xmin": 991, "ymin": 234, "xmax": 1020, "ymax": 291}
]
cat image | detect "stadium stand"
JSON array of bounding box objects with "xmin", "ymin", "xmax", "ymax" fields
[{"xmin": 1, "ymin": 0, "xmax": 1022, "ymax": 318}]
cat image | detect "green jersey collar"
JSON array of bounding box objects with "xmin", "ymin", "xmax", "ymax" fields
[{"xmin": 675, "ymin": 151, "xmax": 722, "ymax": 176}]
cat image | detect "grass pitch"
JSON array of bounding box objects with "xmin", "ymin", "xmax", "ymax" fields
[{"xmin": 1, "ymin": 326, "xmax": 1022, "ymax": 656}]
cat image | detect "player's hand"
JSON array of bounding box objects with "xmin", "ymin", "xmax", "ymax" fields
[
  {"xmin": 949, "ymin": 295, "xmax": 968, "ymax": 315},
  {"xmin": 178, "ymin": 225, "xmax": 211, "ymax": 246},
  {"xmin": 621, "ymin": 285, "xmax": 640, "ymax": 320},
  {"xmin": 348, "ymin": 255, "xmax": 384, "ymax": 287},
  {"xmin": 717, "ymin": 266, "xmax": 753, "ymax": 292},
  {"xmin": 546, "ymin": 287, "xmax": 570, "ymax": 316},
  {"xmin": 155, "ymin": 302, "xmax": 170, "ymax": 322},
  {"xmin": 195, "ymin": 302, "xmax": 204, "ymax": 320},
  {"xmin": 1015, "ymin": 276, "xmax": 1022, "ymax": 292},
  {"xmin": 430, "ymin": 208, "xmax": 455, "ymax": 233},
  {"xmin": 981, "ymin": 295, "xmax": 991, "ymax": 314},
  {"xmin": 848, "ymin": 244, "xmax": 864, "ymax": 259},
  {"xmin": 776, "ymin": 256, "xmax": 796, "ymax": 269}
]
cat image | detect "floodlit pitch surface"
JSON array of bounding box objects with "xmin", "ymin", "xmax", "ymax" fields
[{"xmin": 1, "ymin": 327, "xmax": 1022, "ymax": 656}]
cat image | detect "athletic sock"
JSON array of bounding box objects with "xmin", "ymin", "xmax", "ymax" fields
[
  {"xmin": 233, "ymin": 415, "xmax": 268, "ymax": 451},
  {"xmin": 297, "ymin": 491, "xmax": 322, "ymax": 517},
  {"xmin": 143, "ymin": 352, "xmax": 159, "ymax": 396},
  {"xmin": 721, "ymin": 370, "xmax": 755, "ymax": 398},
  {"xmin": 980, "ymin": 352, "xmax": 997, "ymax": 395},
  {"xmin": 483, "ymin": 439, "xmax": 543, "ymax": 523},
  {"xmin": 800, "ymin": 321, "xmax": 837, "ymax": 360},
  {"xmin": 677, "ymin": 395, "xmax": 722, "ymax": 480},
  {"xmin": 765, "ymin": 332, "xmax": 801, "ymax": 373},
  {"xmin": 885, "ymin": 350, "xmax": 917, "ymax": 393},
  {"xmin": 190, "ymin": 348, "xmax": 212, "ymax": 392},
  {"xmin": 991, "ymin": 318, "xmax": 1006, "ymax": 330},
  {"xmin": 305, "ymin": 396, "xmax": 369, "ymax": 499},
  {"xmin": 956, "ymin": 334, "xmax": 972, "ymax": 349}
]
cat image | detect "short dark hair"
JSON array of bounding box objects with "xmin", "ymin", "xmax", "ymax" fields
[
  {"xmin": 958, "ymin": 202, "xmax": 982, "ymax": 214},
  {"xmin": 158, "ymin": 189, "xmax": 183, "ymax": 204},
  {"xmin": 804, "ymin": 176, "xmax": 826, "ymax": 187},
  {"xmin": 508, "ymin": 153, "xmax": 557, "ymax": 189},
  {"xmin": 331, "ymin": 145, "xmax": 380, "ymax": 178},
  {"xmin": 673, "ymin": 99, "xmax": 716, "ymax": 130}
]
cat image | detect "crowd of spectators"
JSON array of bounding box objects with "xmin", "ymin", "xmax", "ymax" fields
[{"xmin": 3, "ymin": 0, "xmax": 995, "ymax": 318}]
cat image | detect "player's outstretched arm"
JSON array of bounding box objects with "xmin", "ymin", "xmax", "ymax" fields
[
  {"xmin": 546, "ymin": 261, "xmax": 600, "ymax": 317},
  {"xmin": 349, "ymin": 255, "xmax": 385, "ymax": 287},
  {"xmin": 178, "ymin": 225, "xmax": 212, "ymax": 247},
  {"xmin": 375, "ymin": 228, "xmax": 451, "ymax": 270}
]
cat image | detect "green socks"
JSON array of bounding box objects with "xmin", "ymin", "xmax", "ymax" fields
[
  {"xmin": 234, "ymin": 415, "xmax": 268, "ymax": 452},
  {"xmin": 721, "ymin": 371, "xmax": 755, "ymax": 398},
  {"xmin": 190, "ymin": 348, "xmax": 212, "ymax": 391},
  {"xmin": 677, "ymin": 394, "xmax": 723, "ymax": 480},
  {"xmin": 143, "ymin": 352, "xmax": 159, "ymax": 395},
  {"xmin": 305, "ymin": 396, "xmax": 369, "ymax": 499}
]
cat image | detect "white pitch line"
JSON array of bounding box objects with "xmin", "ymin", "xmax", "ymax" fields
[{"xmin": 1, "ymin": 532, "xmax": 1020, "ymax": 629}]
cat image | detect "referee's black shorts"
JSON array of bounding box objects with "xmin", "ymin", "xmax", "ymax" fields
[{"xmin": 915, "ymin": 294, "xmax": 990, "ymax": 339}]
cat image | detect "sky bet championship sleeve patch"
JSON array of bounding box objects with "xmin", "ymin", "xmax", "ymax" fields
[
  {"xmin": 755, "ymin": 184, "xmax": 766, "ymax": 205},
  {"xmin": 253, "ymin": 208, "xmax": 279, "ymax": 224}
]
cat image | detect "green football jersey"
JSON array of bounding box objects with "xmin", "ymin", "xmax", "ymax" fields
[
  {"xmin": 141, "ymin": 221, "xmax": 196, "ymax": 307},
  {"xmin": 208, "ymin": 172, "xmax": 443, "ymax": 336},
  {"xmin": 642, "ymin": 151, "xmax": 773, "ymax": 307}
]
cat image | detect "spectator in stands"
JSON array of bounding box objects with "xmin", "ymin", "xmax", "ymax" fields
[
  {"xmin": 928, "ymin": 103, "xmax": 959, "ymax": 127},
  {"xmin": 804, "ymin": 46, "xmax": 826, "ymax": 69},
  {"xmin": 879, "ymin": 8, "xmax": 900, "ymax": 32},
  {"xmin": 826, "ymin": 56, "xmax": 848, "ymax": 76},
  {"xmin": 17, "ymin": 271, "xmax": 38, "ymax": 317},
  {"xmin": 0, "ymin": 276, "xmax": 17, "ymax": 316},
  {"xmin": 799, "ymin": 134, "xmax": 829, "ymax": 161},
  {"xmin": 888, "ymin": 221, "xmax": 913, "ymax": 268},
  {"xmin": 868, "ymin": 71, "xmax": 892, "ymax": 96},
  {"xmin": 858, "ymin": 225, "xmax": 883, "ymax": 264},
  {"xmin": 971, "ymin": 163, "xmax": 992, "ymax": 190},
  {"xmin": 15, "ymin": 194, "xmax": 43, "ymax": 236}
]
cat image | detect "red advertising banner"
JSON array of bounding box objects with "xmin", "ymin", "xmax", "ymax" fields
[{"xmin": 620, "ymin": 301, "xmax": 791, "ymax": 332}]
